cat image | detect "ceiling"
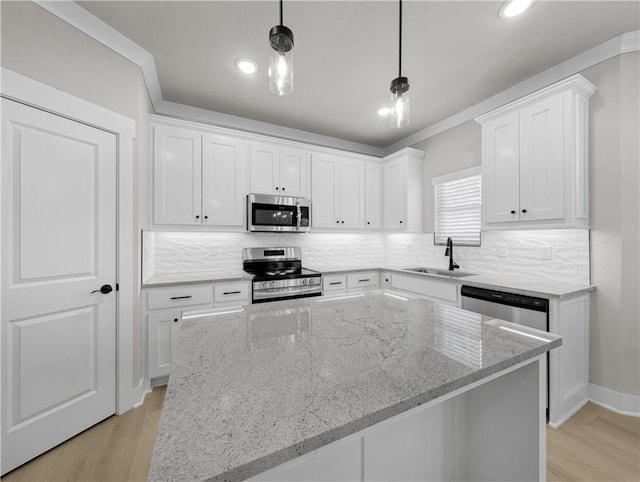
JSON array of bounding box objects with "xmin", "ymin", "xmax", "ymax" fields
[{"xmin": 77, "ymin": 1, "xmax": 639, "ymax": 148}]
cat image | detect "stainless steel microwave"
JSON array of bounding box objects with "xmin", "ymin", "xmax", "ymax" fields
[{"xmin": 247, "ymin": 194, "xmax": 311, "ymax": 232}]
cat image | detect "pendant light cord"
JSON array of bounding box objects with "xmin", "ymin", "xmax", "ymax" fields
[
  {"xmin": 398, "ymin": 0, "xmax": 402, "ymax": 77},
  {"xmin": 280, "ymin": 0, "xmax": 283, "ymax": 26}
]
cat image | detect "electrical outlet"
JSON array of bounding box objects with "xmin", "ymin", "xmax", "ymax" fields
[
  {"xmin": 498, "ymin": 245, "xmax": 508, "ymax": 257},
  {"xmin": 541, "ymin": 246, "xmax": 552, "ymax": 260}
]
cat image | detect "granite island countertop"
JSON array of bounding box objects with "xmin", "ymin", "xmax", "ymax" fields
[{"xmin": 149, "ymin": 290, "xmax": 561, "ymax": 482}]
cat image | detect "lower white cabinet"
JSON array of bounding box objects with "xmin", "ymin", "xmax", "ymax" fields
[
  {"xmin": 548, "ymin": 293, "xmax": 590, "ymax": 427},
  {"xmin": 389, "ymin": 272, "xmax": 459, "ymax": 306},
  {"xmin": 322, "ymin": 271, "xmax": 380, "ymax": 295},
  {"xmin": 146, "ymin": 280, "xmax": 249, "ymax": 381}
]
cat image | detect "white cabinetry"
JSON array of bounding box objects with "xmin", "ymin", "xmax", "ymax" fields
[
  {"xmin": 152, "ymin": 123, "xmax": 245, "ymax": 227},
  {"xmin": 548, "ymin": 293, "xmax": 590, "ymax": 427},
  {"xmin": 382, "ymin": 148, "xmax": 424, "ymax": 232},
  {"xmin": 390, "ymin": 272, "xmax": 459, "ymax": 306},
  {"xmin": 249, "ymin": 142, "xmax": 308, "ymax": 197},
  {"xmin": 146, "ymin": 281, "xmax": 249, "ymax": 381},
  {"xmin": 322, "ymin": 271, "xmax": 380, "ymax": 294},
  {"xmin": 311, "ymin": 154, "xmax": 365, "ymax": 230},
  {"xmin": 476, "ymin": 74, "xmax": 595, "ymax": 229},
  {"xmin": 365, "ymin": 162, "xmax": 382, "ymax": 230}
]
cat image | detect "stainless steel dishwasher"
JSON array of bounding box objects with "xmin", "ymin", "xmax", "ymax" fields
[
  {"xmin": 461, "ymin": 285, "xmax": 549, "ymax": 332},
  {"xmin": 461, "ymin": 285, "xmax": 550, "ymax": 410}
]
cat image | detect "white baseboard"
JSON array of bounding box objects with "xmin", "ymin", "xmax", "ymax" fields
[
  {"xmin": 589, "ymin": 383, "xmax": 640, "ymax": 417},
  {"xmin": 131, "ymin": 379, "xmax": 153, "ymax": 409}
]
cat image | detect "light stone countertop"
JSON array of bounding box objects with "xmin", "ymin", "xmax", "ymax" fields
[
  {"xmin": 308, "ymin": 265, "xmax": 595, "ymax": 299},
  {"xmin": 149, "ymin": 290, "xmax": 561, "ymax": 482},
  {"xmin": 142, "ymin": 270, "xmax": 252, "ymax": 288}
]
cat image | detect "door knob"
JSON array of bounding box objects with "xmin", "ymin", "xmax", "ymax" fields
[{"xmin": 91, "ymin": 284, "xmax": 113, "ymax": 294}]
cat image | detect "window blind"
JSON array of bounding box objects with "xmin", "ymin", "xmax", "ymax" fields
[{"xmin": 434, "ymin": 172, "xmax": 481, "ymax": 246}]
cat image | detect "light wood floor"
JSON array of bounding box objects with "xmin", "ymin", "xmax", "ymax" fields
[{"xmin": 3, "ymin": 392, "xmax": 639, "ymax": 481}]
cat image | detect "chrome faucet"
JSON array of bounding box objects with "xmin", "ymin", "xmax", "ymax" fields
[{"xmin": 444, "ymin": 237, "xmax": 459, "ymax": 271}]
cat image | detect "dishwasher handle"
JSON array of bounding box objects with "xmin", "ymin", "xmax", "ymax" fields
[{"xmin": 461, "ymin": 285, "xmax": 548, "ymax": 313}]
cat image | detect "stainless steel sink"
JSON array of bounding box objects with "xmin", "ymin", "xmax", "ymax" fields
[{"xmin": 404, "ymin": 267, "xmax": 475, "ymax": 278}]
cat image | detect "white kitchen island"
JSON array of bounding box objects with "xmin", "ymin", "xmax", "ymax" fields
[{"xmin": 149, "ymin": 290, "xmax": 561, "ymax": 482}]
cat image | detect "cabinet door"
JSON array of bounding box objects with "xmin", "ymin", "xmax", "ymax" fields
[
  {"xmin": 519, "ymin": 95, "xmax": 565, "ymax": 222},
  {"xmin": 311, "ymin": 154, "xmax": 339, "ymax": 228},
  {"xmin": 249, "ymin": 142, "xmax": 278, "ymax": 194},
  {"xmin": 202, "ymin": 134, "xmax": 246, "ymax": 226},
  {"xmin": 383, "ymin": 158, "xmax": 406, "ymax": 230},
  {"xmin": 338, "ymin": 158, "xmax": 365, "ymax": 229},
  {"xmin": 365, "ymin": 162, "xmax": 382, "ymax": 230},
  {"xmin": 148, "ymin": 308, "xmax": 181, "ymax": 379},
  {"xmin": 153, "ymin": 125, "xmax": 202, "ymax": 225},
  {"xmin": 482, "ymin": 112, "xmax": 520, "ymax": 224},
  {"xmin": 279, "ymin": 147, "xmax": 308, "ymax": 197}
]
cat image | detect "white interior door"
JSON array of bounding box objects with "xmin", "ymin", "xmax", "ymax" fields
[{"xmin": 1, "ymin": 99, "xmax": 117, "ymax": 474}]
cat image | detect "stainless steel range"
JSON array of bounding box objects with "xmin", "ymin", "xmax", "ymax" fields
[{"xmin": 242, "ymin": 247, "xmax": 322, "ymax": 303}]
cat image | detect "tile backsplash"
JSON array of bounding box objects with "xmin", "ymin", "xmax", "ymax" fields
[{"xmin": 143, "ymin": 229, "xmax": 590, "ymax": 285}]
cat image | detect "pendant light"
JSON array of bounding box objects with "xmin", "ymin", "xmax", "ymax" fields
[
  {"xmin": 268, "ymin": 0, "xmax": 294, "ymax": 96},
  {"xmin": 390, "ymin": 0, "xmax": 410, "ymax": 128}
]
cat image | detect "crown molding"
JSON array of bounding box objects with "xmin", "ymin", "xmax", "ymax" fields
[
  {"xmin": 33, "ymin": 2, "xmax": 638, "ymax": 156},
  {"xmin": 384, "ymin": 30, "xmax": 639, "ymax": 155}
]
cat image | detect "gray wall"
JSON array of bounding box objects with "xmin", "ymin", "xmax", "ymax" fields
[
  {"xmin": 412, "ymin": 53, "xmax": 640, "ymax": 397},
  {"xmin": 1, "ymin": 1, "xmax": 152, "ymax": 387}
]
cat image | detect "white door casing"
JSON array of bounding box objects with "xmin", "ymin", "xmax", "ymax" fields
[{"xmin": 1, "ymin": 99, "xmax": 117, "ymax": 474}]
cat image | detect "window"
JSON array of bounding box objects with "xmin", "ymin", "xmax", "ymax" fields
[{"xmin": 433, "ymin": 167, "xmax": 481, "ymax": 246}]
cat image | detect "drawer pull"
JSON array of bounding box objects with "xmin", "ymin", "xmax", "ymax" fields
[
  {"xmin": 223, "ymin": 290, "xmax": 242, "ymax": 295},
  {"xmin": 329, "ymin": 281, "xmax": 343, "ymax": 285},
  {"xmin": 170, "ymin": 295, "xmax": 192, "ymax": 300},
  {"xmin": 359, "ymin": 279, "xmax": 371, "ymax": 282}
]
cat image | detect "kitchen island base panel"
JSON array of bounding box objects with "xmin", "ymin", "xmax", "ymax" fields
[{"xmin": 249, "ymin": 357, "xmax": 545, "ymax": 482}]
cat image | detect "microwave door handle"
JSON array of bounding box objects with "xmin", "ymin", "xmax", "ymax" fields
[{"xmin": 296, "ymin": 203, "xmax": 301, "ymax": 229}]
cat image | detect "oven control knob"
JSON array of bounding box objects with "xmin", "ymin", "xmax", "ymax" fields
[
  {"xmin": 262, "ymin": 282, "xmax": 268, "ymax": 289},
  {"xmin": 309, "ymin": 278, "xmax": 316, "ymax": 285},
  {"xmin": 303, "ymin": 279, "xmax": 308, "ymax": 285},
  {"xmin": 269, "ymin": 281, "xmax": 275, "ymax": 289}
]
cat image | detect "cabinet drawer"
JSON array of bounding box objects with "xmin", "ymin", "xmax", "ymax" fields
[
  {"xmin": 147, "ymin": 283, "xmax": 214, "ymax": 310},
  {"xmin": 391, "ymin": 273, "xmax": 457, "ymax": 303},
  {"xmin": 214, "ymin": 281, "xmax": 249, "ymax": 303},
  {"xmin": 347, "ymin": 271, "xmax": 380, "ymax": 289},
  {"xmin": 324, "ymin": 274, "xmax": 347, "ymax": 292}
]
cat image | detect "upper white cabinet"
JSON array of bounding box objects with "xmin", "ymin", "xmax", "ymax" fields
[
  {"xmin": 152, "ymin": 122, "xmax": 245, "ymax": 227},
  {"xmin": 382, "ymin": 148, "xmax": 425, "ymax": 232},
  {"xmin": 249, "ymin": 142, "xmax": 308, "ymax": 197},
  {"xmin": 476, "ymin": 74, "xmax": 595, "ymax": 230},
  {"xmin": 365, "ymin": 162, "xmax": 382, "ymax": 230},
  {"xmin": 311, "ymin": 153, "xmax": 365, "ymax": 229},
  {"xmin": 153, "ymin": 125, "xmax": 202, "ymax": 225}
]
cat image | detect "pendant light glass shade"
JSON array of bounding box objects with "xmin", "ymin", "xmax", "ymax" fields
[
  {"xmin": 268, "ymin": 6, "xmax": 294, "ymax": 96},
  {"xmin": 390, "ymin": 76, "xmax": 410, "ymax": 128},
  {"xmin": 390, "ymin": 0, "xmax": 409, "ymax": 128}
]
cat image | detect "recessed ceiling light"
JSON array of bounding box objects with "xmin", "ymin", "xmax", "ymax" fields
[
  {"xmin": 499, "ymin": 0, "xmax": 534, "ymax": 19},
  {"xmin": 235, "ymin": 58, "xmax": 258, "ymax": 75},
  {"xmin": 377, "ymin": 107, "xmax": 392, "ymax": 117}
]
